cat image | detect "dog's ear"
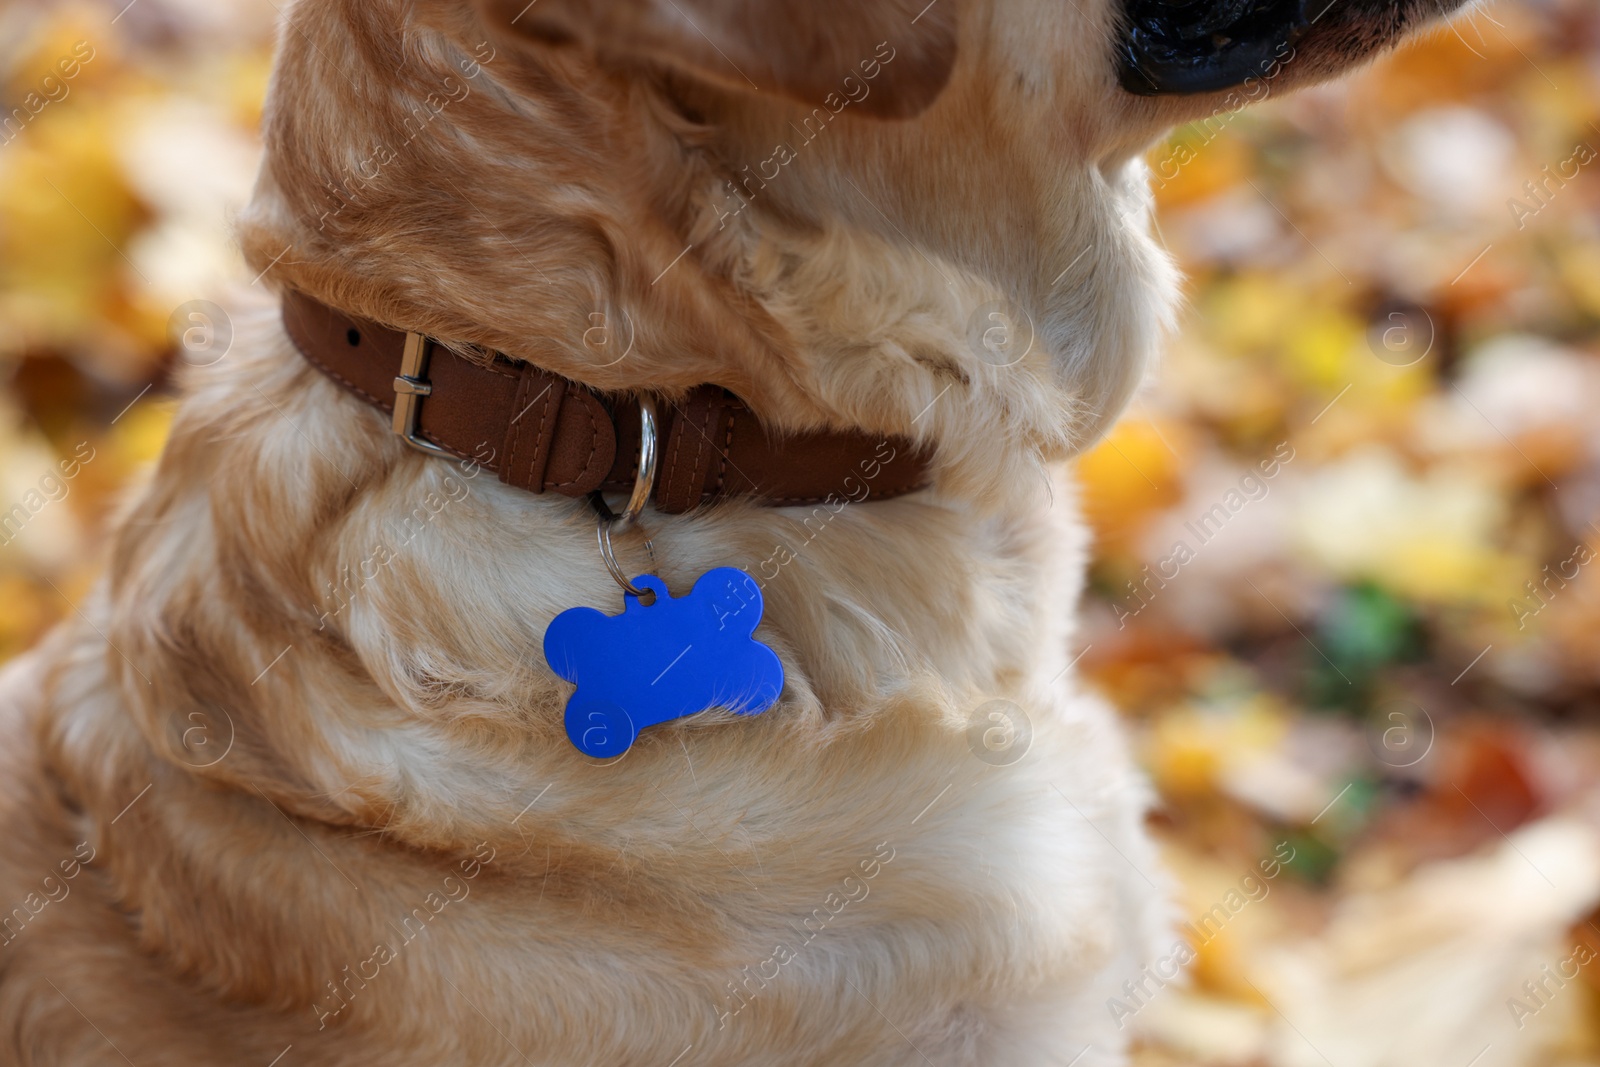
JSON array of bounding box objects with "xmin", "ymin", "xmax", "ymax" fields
[{"xmin": 473, "ymin": 0, "xmax": 958, "ymax": 119}]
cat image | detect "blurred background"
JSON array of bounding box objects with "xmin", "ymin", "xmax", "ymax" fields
[{"xmin": 1, "ymin": 0, "xmax": 1599, "ymax": 1063}]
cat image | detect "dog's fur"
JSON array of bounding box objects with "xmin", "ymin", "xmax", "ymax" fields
[{"xmin": 0, "ymin": 1, "xmax": 1463, "ymax": 1063}]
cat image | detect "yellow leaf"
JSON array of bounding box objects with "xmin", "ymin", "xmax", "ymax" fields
[{"xmin": 1078, "ymin": 419, "xmax": 1190, "ymax": 550}]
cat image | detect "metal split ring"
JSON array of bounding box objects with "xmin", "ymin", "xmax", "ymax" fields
[{"xmin": 591, "ymin": 396, "xmax": 659, "ymax": 600}]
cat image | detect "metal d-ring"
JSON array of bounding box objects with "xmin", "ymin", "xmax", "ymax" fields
[{"xmin": 591, "ymin": 396, "xmax": 659, "ymax": 600}]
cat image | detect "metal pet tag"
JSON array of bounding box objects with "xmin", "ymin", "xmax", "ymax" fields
[{"xmin": 543, "ymin": 567, "xmax": 784, "ymax": 758}]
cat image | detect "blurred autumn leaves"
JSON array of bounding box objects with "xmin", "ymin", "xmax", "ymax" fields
[
  {"xmin": 3, "ymin": 0, "xmax": 1600, "ymax": 1061},
  {"xmin": 0, "ymin": 1, "xmax": 270, "ymax": 654},
  {"xmin": 1077, "ymin": 2, "xmax": 1600, "ymax": 1061}
]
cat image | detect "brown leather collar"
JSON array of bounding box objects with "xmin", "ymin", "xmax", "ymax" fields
[{"xmin": 281, "ymin": 291, "xmax": 931, "ymax": 515}]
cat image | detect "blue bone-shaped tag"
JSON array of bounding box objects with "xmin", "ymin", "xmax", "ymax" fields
[{"xmin": 542, "ymin": 568, "xmax": 784, "ymax": 758}]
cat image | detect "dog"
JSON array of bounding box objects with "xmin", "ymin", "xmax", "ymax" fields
[{"xmin": 0, "ymin": 0, "xmax": 1467, "ymax": 1063}]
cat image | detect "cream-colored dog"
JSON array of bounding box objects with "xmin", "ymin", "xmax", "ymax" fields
[{"xmin": 0, "ymin": 0, "xmax": 1463, "ymax": 1063}]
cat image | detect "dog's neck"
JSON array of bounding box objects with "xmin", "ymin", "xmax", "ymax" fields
[{"xmin": 73, "ymin": 279, "xmax": 1090, "ymax": 827}]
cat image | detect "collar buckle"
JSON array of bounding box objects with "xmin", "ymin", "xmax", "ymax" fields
[{"xmin": 392, "ymin": 332, "xmax": 453, "ymax": 458}]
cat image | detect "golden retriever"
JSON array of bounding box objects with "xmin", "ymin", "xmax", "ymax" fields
[{"xmin": 0, "ymin": 0, "xmax": 1465, "ymax": 1062}]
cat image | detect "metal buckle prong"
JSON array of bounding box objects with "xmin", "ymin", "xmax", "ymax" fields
[{"xmin": 392, "ymin": 332, "xmax": 453, "ymax": 458}]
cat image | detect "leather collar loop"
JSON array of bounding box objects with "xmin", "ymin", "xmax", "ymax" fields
[{"xmin": 280, "ymin": 290, "xmax": 933, "ymax": 515}]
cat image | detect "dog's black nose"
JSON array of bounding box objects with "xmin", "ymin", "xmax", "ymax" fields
[
  {"xmin": 1116, "ymin": 0, "xmax": 1306, "ymax": 96},
  {"xmin": 1117, "ymin": 0, "xmax": 1472, "ymax": 97}
]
